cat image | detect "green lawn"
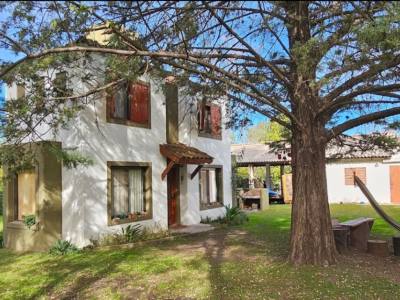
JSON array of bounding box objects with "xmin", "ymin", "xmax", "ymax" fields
[{"xmin": 0, "ymin": 205, "xmax": 400, "ymax": 299}]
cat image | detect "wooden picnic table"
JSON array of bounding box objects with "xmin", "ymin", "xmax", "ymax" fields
[{"xmin": 339, "ymin": 217, "xmax": 374, "ymax": 252}]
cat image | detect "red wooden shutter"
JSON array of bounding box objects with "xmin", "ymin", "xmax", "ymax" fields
[
  {"xmin": 129, "ymin": 82, "xmax": 149, "ymax": 124},
  {"xmin": 210, "ymin": 104, "xmax": 222, "ymax": 137},
  {"xmin": 107, "ymin": 94, "xmax": 116, "ymax": 118}
]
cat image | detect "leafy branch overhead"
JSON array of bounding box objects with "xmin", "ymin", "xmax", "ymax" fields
[
  {"xmin": 0, "ymin": 2, "xmax": 399, "ymax": 143},
  {"xmin": 1, "ymin": 1, "xmax": 400, "ymax": 265}
]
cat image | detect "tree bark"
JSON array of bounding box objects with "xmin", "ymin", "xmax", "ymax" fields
[{"xmin": 289, "ymin": 122, "xmax": 337, "ymax": 266}]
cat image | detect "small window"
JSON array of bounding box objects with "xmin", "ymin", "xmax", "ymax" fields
[
  {"xmin": 345, "ymin": 167, "xmax": 366, "ymax": 185},
  {"xmin": 107, "ymin": 81, "xmax": 150, "ymax": 128},
  {"xmin": 14, "ymin": 170, "xmax": 37, "ymax": 221},
  {"xmin": 32, "ymin": 76, "xmax": 47, "ymax": 98},
  {"xmin": 108, "ymin": 163, "xmax": 152, "ymax": 225},
  {"xmin": 198, "ymin": 101, "xmax": 222, "ymax": 139},
  {"xmin": 16, "ymin": 84, "xmax": 25, "ymax": 99},
  {"xmin": 199, "ymin": 167, "xmax": 223, "ymax": 210},
  {"xmin": 52, "ymin": 72, "xmax": 68, "ymax": 97}
]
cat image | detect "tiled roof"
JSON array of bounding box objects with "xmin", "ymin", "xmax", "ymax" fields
[
  {"xmin": 160, "ymin": 143, "xmax": 213, "ymax": 164},
  {"xmin": 231, "ymin": 143, "xmax": 394, "ymax": 165},
  {"xmin": 231, "ymin": 144, "xmax": 291, "ymax": 165}
]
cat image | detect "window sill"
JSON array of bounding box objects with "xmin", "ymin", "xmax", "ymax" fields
[
  {"xmin": 200, "ymin": 202, "xmax": 224, "ymax": 211},
  {"xmin": 198, "ymin": 132, "xmax": 222, "ymax": 140},
  {"xmin": 7, "ymin": 221, "xmax": 26, "ymax": 230},
  {"xmin": 107, "ymin": 117, "xmax": 151, "ymax": 129},
  {"xmin": 109, "ymin": 214, "xmax": 152, "ymax": 226}
]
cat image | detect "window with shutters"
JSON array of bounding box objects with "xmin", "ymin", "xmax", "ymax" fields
[
  {"xmin": 107, "ymin": 162, "xmax": 152, "ymax": 225},
  {"xmin": 199, "ymin": 166, "xmax": 223, "ymax": 210},
  {"xmin": 106, "ymin": 81, "xmax": 151, "ymax": 128},
  {"xmin": 344, "ymin": 167, "xmax": 366, "ymax": 186},
  {"xmin": 198, "ymin": 101, "xmax": 222, "ymax": 139}
]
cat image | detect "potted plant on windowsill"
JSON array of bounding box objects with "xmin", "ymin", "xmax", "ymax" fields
[{"xmin": 111, "ymin": 217, "xmax": 120, "ymax": 225}]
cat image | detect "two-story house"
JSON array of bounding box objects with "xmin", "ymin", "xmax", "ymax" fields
[{"xmin": 3, "ymin": 66, "xmax": 232, "ymax": 251}]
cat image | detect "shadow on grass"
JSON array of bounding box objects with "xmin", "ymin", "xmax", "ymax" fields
[{"xmin": 0, "ymin": 247, "xmax": 154, "ymax": 299}]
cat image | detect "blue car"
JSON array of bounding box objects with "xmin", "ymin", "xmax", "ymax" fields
[{"xmin": 268, "ymin": 189, "xmax": 283, "ymax": 203}]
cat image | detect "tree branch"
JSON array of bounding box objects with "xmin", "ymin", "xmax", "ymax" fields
[
  {"xmin": 203, "ymin": 1, "xmax": 291, "ymax": 88},
  {"xmin": 227, "ymin": 93, "xmax": 292, "ymax": 129},
  {"xmin": 326, "ymin": 106, "xmax": 400, "ymax": 140}
]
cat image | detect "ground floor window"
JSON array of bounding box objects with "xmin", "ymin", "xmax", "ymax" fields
[
  {"xmin": 108, "ymin": 162, "xmax": 152, "ymax": 225},
  {"xmin": 199, "ymin": 166, "xmax": 223, "ymax": 210},
  {"xmin": 14, "ymin": 170, "xmax": 36, "ymax": 221}
]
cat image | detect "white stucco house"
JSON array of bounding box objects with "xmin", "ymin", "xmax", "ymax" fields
[
  {"xmin": 3, "ymin": 64, "xmax": 232, "ymax": 251},
  {"xmin": 232, "ymin": 143, "xmax": 400, "ymax": 205}
]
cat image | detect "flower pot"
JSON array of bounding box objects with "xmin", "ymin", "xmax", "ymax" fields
[{"xmin": 112, "ymin": 218, "xmax": 121, "ymax": 225}]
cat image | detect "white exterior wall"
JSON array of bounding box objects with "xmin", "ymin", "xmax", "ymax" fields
[
  {"xmin": 6, "ymin": 75, "xmax": 232, "ymax": 247},
  {"xmin": 326, "ymin": 159, "xmax": 400, "ymax": 204},
  {"xmin": 60, "ymin": 77, "xmax": 168, "ymax": 246},
  {"xmin": 178, "ymin": 97, "xmax": 232, "ymax": 225}
]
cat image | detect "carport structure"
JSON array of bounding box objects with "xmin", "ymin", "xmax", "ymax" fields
[{"xmin": 231, "ymin": 144, "xmax": 291, "ymax": 191}]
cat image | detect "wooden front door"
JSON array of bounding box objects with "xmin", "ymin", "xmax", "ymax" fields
[
  {"xmin": 390, "ymin": 166, "xmax": 400, "ymax": 204},
  {"xmin": 167, "ymin": 166, "xmax": 180, "ymax": 226}
]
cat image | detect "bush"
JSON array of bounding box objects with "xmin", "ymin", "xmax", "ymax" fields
[
  {"xmin": 122, "ymin": 224, "xmax": 142, "ymax": 242},
  {"xmin": 49, "ymin": 240, "xmax": 79, "ymax": 255},
  {"xmin": 223, "ymin": 205, "xmax": 249, "ymax": 225},
  {"xmin": 22, "ymin": 215, "xmax": 36, "ymax": 229},
  {"xmin": 201, "ymin": 205, "xmax": 249, "ymax": 226},
  {"xmin": 0, "ymin": 234, "xmax": 3, "ymax": 248},
  {"xmin": 93, "ymin": 223, "xmax": 169, "ymax": 247}
]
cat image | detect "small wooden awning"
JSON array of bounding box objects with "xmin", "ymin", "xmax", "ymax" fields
[{"xmin": 160, "ymin": 143, "xmax": 213, "ymax": 180}]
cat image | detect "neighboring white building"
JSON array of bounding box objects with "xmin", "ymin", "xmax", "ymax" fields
[
  {"xmin": 4, "ymin": 70, "xmax": 232, "ymax": 251},
  {"xmin": 231, "ymin": 143, "xmax": 400, "ymax": 205}
]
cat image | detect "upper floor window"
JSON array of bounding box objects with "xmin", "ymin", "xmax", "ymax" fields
[
  {"xmin": 107, "ymin": 81, "xmax": 151, "ymax": 128},
  {"xmin": 198, "ymin": 101, "xmax": 222, "ymax": 139},
  {"xmin": 52, "ymin": 72, "xmax": 68, "ymax": 97}
]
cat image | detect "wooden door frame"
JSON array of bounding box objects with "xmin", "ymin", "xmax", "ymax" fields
[{"xmin": 167, "ymin": 165, "xmax": 181, "ymax": 226}]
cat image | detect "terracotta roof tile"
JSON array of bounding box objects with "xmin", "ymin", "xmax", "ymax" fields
[{"xmin": 160, "ymin": 143, "xmax": 213, "ymax": 164}]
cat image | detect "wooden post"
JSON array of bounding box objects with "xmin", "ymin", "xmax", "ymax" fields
[
  {"xmin": 260, "ymin": 188, "xmax": 270, "ymax": 211},
  {"xmin": 280, "ymin": 165, "xmax": 284, "ymax": 194},
  {"xmin": 248, "ymin": 164, "xmax": 255, "ymax": 189},
  {"xmin": 265, "ymin": 164, "xmax": 271, "ymax": 190}
]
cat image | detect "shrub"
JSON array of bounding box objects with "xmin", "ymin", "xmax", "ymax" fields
[
  {"xmin": 49, "ymin": 240, "xmax": 79, "ymax": 255},
  {"xmin": 223, "ymin": 205, "xmax": 249, "ymax": 225},
  {"xmin": 200, "ymin": 205, "xmax": 249, "ymax": 226},
  {"xmin": 0, "ymin": 234, "xmax": 3, "ymax": 248},
  {"xmin": 22, "ymin": 215, "xmax": 36, "ymax": 229},
  {"xmin": 93, "ymin": 223, "xmax": 169, "ymax": 247},
  {"xmin": 122, "ymin": 224, "xmax": 142, "ymax": 242}
]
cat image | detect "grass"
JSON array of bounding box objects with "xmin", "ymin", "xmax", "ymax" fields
[{"xmin": 0, "ymin": 204, "xmax": 399, "ymax": 299}]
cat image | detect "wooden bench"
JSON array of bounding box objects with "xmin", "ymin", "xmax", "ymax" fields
[{"xmin": 338, "ymin": 217, "xmax": 374, "ymax": 252}]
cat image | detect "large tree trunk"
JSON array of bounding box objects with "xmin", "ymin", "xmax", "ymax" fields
[{"xmin": 289, "ymin": 124, "xmax": 337, "ymax": 266}]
